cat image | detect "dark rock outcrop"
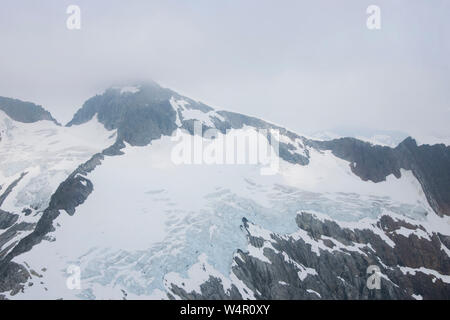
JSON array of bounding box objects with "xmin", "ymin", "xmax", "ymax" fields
[
  {"xmin": 0, "ymin": 261, "xmax": 30, "ymax": 296},
  {"xmin": 0, "ymin": 141, "xmax": 127, "ymax": 295},
  {"xmin": 67, "ymin": 82, "xmax": 310, "ymax": 165},
  {"xmin": 311, "ymin": 137, "xmax": 450, "ymax": 216},
  {"xmin": 170, "ymin": 213, "xmax": 450, "ymax": 300},
  {"xmin": 0, "ymin": 97, "xmax": 58, "ymax": 124},
  {"xmin": 67, "ymin": 82, "xmax": 178, "ymax": 146},
  {"xmin": 0, "ymin": 210, "xmax": 18, "ymax": 230}
]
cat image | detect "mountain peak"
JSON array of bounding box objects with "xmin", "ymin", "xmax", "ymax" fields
[{"xmin": 66, "ymin": 81, "xmax": 179, "ymax": 145}]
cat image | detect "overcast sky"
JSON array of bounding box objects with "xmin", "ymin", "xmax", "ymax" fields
[{"xmin": 0, "ymin": 0, "xmax": 449, "ymax": 139}]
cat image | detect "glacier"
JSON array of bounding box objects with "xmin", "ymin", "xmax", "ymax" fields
[
  {"xmin": 1, "ymin": 85, "xmax": 449, "ymax": 300},
  {"xmin": 6, "ymin": 128, "xmax": 445, "ymax": 299}
]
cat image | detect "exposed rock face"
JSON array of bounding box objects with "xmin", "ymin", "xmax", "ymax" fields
[
  {"xmin": 0, "ymin": 261, "xmax": 30, "ymax": 296},
  {"xmin": 67, "ymin": 83, "xmax": 311, "ymax": 166},
  {"xmin": 67, "ymin": 83, "xmax": 179, "ymax": 146},
  {"xmin": 311, "ymin": 137, "xmax": 450, "ymax": 217},
  {"xmin": 0, "ymin": 210, "xmax": 18, "ymax": 230},
  {"xmin": 1, "ymin": 83, "xmax": 449, "ymax": 299},
  {"xmin": 0, "ymin": 221, "xmax": 35, "ymax": 261},
  {"xmin": 0, "ymin": 139, "xmax": 127, "ymax": 295},
  {"xmin": 169, "ymin": 213, "xmax": 450, "ymax": 300},
  {"xmin": 0, "ymin": 97, "xmax": 58, "ymax": 124},
  {"xmin": 0, "ymin": 153, "xmax": 104, "ymax": 271}
]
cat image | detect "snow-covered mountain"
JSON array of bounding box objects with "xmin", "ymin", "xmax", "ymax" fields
[
  {"xmin": 310, "ymin": 127, "xmax": 450, "ymax": 148},
  {"xmin": 0, "ymin": 82, "xmax": 449, "ymax": 300}
]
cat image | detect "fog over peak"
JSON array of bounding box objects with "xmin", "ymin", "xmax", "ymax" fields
[{"xmin": 0, "ymin": 0, "xmax": 449, "ymax": 141}]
